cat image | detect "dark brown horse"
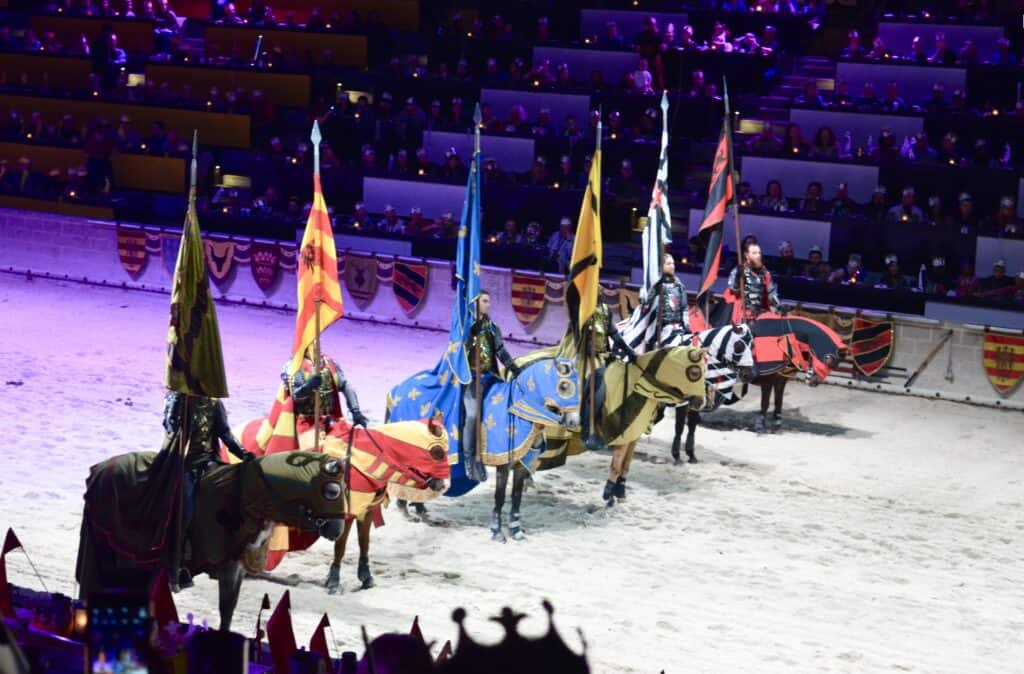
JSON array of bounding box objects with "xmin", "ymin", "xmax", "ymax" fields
[{"xmin": 76, "ymin": 451, "xmax": 350, "ymax": 630}]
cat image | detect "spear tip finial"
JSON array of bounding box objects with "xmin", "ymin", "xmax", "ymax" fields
[{"xmin": 311, "ymin": 119, "xmax": 321, "ymax": 145}]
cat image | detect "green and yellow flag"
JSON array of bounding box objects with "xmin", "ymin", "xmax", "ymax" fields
[
  {"xmin": 165, "ymin": 133, "xmax": 228, "ymax": 397},
  {"xmin": 566, "ymin": 135, "xmax": 602, "ymax": 342}
]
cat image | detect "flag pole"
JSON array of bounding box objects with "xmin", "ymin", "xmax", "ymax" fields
[
  {"xmin": 589, "ymin": 115, "xmax": 602, "ymax": 438},
  {"xmin": 311, "ymin": 120, "xmax": 322, "ymax": 451},
  {"xmin": 654, "ymin": 91, "xmax": 669, "ymax": 343},
  {"xmin": 171, "ymin": 131, "xmax": 199, "ymax": 587},
  {"xmin": 724, "ymin": 79, "xmax": 744, "ymax": 318},
  {"xmin": 472, "ymin": 104, "xmax": 483, "ymax": 462}
]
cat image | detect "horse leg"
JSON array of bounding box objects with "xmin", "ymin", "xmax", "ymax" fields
[
  {"xmin": 771, "ymin": 377, "xmax": 786, "ymax": 432},
  {"xmin": 685, "ymin": 410, "xmax": 700, "ymax": 464},
  {"xmin": 325, "ymin": 518, "xmax": 354, "ymax": 595},
  {"xmin": 356, "ymin": 517, "xmax": 374, "ymax": 589},
  {"xmin": 604, "ymin": 448, "xmax": 623, "ymax": 506},
  {"xmin": 508, "ymin": 462, "xmax": 528, "ymax": 541},
  {"xmin": 755, "ymin": 382, "xmax": 770, "ymax": 433},
  {"xmin": 491, "ymin": 464, "xmax": 509, "ymax": 542},
  {"xmin": 217, "ymin": 559, "xmax": 244, "ymax": 631},
  {"xmin": 671, "ymin": 406, "xmax": 685, "ymax": 465},
  {"xmin": 614, "ymin": 442, "xmax": 636, "ymax": 501}
]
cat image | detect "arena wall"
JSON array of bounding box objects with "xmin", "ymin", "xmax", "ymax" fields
[{"xmin": 1, "ymin": 208, "xmax": 1021, "ymax": 409}]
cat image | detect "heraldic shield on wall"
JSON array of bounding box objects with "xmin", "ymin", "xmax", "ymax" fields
[
  {"xmin": 345, "ymin": 252, "xmax": 379, "ymax": 309},
  {"xmin": 983, "ymin": 333, "xmax": 1024, "ymax": 396},
  {"xmin": 849, "ymin": 317, "xmax": 895, "ymax": 377},
  {"xmin": 393, "ymin": 261, "xmax": 428, "ymax": 315},
  {"xmin": 511, "ymin": 273, "xmax": 546, "ymax": 327},
  {"xmin": 117, "ymin": 224, "xmax": 148, "ymax": 278}
]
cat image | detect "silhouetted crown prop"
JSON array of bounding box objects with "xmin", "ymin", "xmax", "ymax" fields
[{"xmin": 438, "ymin": 601, "xmax": 589, "ymax": 674}]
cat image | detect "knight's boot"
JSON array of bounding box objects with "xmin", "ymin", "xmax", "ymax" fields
[
  {"xmin": 490, "ymin": 510, "xmax": 506, "ymax": 543},
  {"xmin": 602, "ymin": 480, "xmax": 616, "ymax": 506},
  {"xmin": 357, "ymin": 557, "xmax": 375, "ymax": 590},
  {"xmin": 509, "ymin": 512, "xmax": 526, "ymax": 541},
  {"xmin": 754, "ymin": 415, "xmax": 767, "ymax": 434},
  {"xmin": 685, "ymin": 431, "xmax": 698, "ymax": 464},
  {"xmin": 771, "ymin": 412, "xmax": 782, "ymax": 432},
  {"xmin": 325, "ymin": 563, "xmax": 342, "ymax": 595},
  {"xmin": 671, "ymin": 435, "xmax": 682, "ymax": 466},
  {"xmin": 614, "ymin": 477, "xmax": 627, "ymax": 502}
]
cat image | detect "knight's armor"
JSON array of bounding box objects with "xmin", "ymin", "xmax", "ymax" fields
[
  {"xmin": 586, "ymin": 303, "xmax": 635, "ymax": 359},
  {"xmin": 162, "ymin": 393, "xmax": 249, "ymax": 477},
  {"xmin": 282, "ymin": 356, "xmax": 366, "ymax": 428},
  {"xmin": 728, "ymin": 265, "xmax": 780, "ymax": 317},
  {"xmin": 658, "ymin": 276, "xmax": 688, "ymax": 328},
  {"xmin": 466, "ymin": 318, "xmax": 519, "ymax": 377}
]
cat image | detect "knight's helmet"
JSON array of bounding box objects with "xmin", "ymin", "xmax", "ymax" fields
[{"xmin": 438, "ymin": 601, "xmax": 589, "ymax": 674}]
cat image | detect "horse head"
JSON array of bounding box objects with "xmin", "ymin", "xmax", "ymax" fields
[
  {"xmin": 698, "ymin": 323, "xmax": 755, "ymax": 382},
  {"xmin": 631, "ymin": 346, "xmax": 708, "ymax": 405},
  {"xmin": 326, "ymin": 417, "xmax": 451, "ymax": 505},
  {"xmin": 510, "ymin": 357, "xmax": 581, "ymax": 431},
  {"xmin": 251, "ymin": 451, "xmax": 356, "ymax": 541},
  {"xmin": 777, "ymin": 316, "xmax": 846, "ymax": 385}
]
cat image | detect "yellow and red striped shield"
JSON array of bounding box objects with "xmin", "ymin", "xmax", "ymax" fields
[
  {"xmin": 511, "ymin": 273, "xmax": 546, "ymax": 327},
  {"xmin": 117, "ymin": 224, "xmax": 148, "ymax": 278},
  {"xmin": 983, "ymin": 334, "xmax": 1024, "ymax": 396}
]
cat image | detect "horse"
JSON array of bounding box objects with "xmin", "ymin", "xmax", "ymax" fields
[
  {"xmin": 77, "ymin": 450, "xmax": 351, "ymax": 631},
  {"xmin": 225, "ymin": 417, "xmax": 451, "ymax": 594},
  {"xmin": 534, "ymin": 346, "xmax": 707, "ymax": 506},
  {"xmin": 661, "ymin": 324, "xmax": 755, "ymax": 464},
  {"xmin": 386, "ymin": 356, "xmax": 581, "ymax": 541},
  {"xmin": 743, "ymin": 312, "xmax": 846, "ymax": 433}
]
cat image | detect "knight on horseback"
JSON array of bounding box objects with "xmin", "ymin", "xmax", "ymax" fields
[
  {"xmin": 647, "ymin": 253, "xmax": 690, "ymax": 348},
  {"xmin": 464, "ymin": 289, "xmax": 523, "ymax": 482},
  {"xmin": 283, "ymin": 352, "xmax": 369, "ymax": 447},
  {"xmin": 728, "ymin": 241, "xmax": 780, "ymax": 320},
  {"xmin": 162, "ymin": 392, "xmax": 254, "ymax": 591}
]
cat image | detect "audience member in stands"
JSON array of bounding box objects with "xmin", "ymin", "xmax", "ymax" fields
[
  {"xmin": 879, "ymin": 81, "xmax": 907, "ymax": 113},
  {"xmin": 405, "ymin": 207, "xmax": 426, "ymax": 237},
  {"xmin": 523, "ymin": 221, "xmax": 544, "ymax": 251},
  {"xmin": 414, "ymin": 148, "xmax": 433, "ymax": 178},
  {"xmin": 970, "ymin": 139, "xmax": 995, "ymax": 169},
  {"xmin": 937, "ymin": 132, "xmax": 961, "ymax": 165},
  {"xmin": 736, "ymin": 181, "xmax": 755, "ymax": 207},
  {"xmin": 830, "ymin": 79, "xmax": 852, "ymax": 108},
  {"xmin": 954, "ymin": 193, "xmax": 979, "ymax": 234},
  {"xmin": 397, "ymin": 97, "xmax": 426, "ymax": 154},
  {"xmin": 839, "ymin": 30, "xmax": 864, "ymax": 59},
  {"xmin": 930, "ymin": 33, "xmax": 956, "ymax": 65},
  {"xmin": 522, "ymin": 157, "xmax": 551, "ymax": 188},
  {"xmin": 598, "ymin": 21, "xmax": 625, "ymax": 50},
  {"xmin": 976, "ymin": 260, "xmax": 1016, "ymax": 302},
  {"xmin": 989, "ymin": 38, "xmax": 1016, "ymax": 65},
  {"xmin": 440, "ymin": 148, "xmax": 466, "ymax": 182},
  {"xmin": 919, "ymin": 256, "xmax": 952, "ymax": 295},
  {"xmin": 794, "ymin": 80, "xmax": 825, "ymax": 108},
  {"xmin": 865, "ymin": 186, "xmax": 889, "ymax": 223},
  {"xmin": 871, "ymin": 128, "xmax": 900, "ymax": 163},
  {"xmin": 606, "ymin": 159, "xmax": 644, "ymax": 235},
  {"xmin": 547, "ymin": 217, "xmax": 574, "ymax": 275},
  {"xmin": 709, "ymin": 21, "xmax": 733, "ymax": 52},
  {"xmin": 925, "ymin": 195, "xmax": 950, "ymax": 230},
  {"xmin": 803, "ymin": 245, "xmax": 831, "ymax": 281},
  {"xmin": 606, "ymin": 110, "xmax": 630, "ymax": 142},
  {"xmin": 687, "ymin": 70, "xmax": 705, "ymax": 98},
  {"xmin": 377, "ymin": 205, "xmax": 405, "ymax": 235},
  {"xmin": 747, "ymin": 124, "xmax": 782, "ymax": 155},
  {"xmin": 810, "ymin": 126, "xmax": 839, "ymax": 160},
  {"xmin": 109, "ymin": 33, "xmax": 126, "ymax": 67},
  {"xmin": 532, "ymin": 108, "xmax": 555, "ymax": 138},
  {"xmin": 635, "ymin": 16, "xmax": 664, "ymax": 88},
  {"xmin": 854, "ymin": 81, "xmax": 879, "ymax": 112},
  {"xmin": 829, "ymin": 253, "xmax": 864, "ymax": 285},
  {"xmin": 957, "ymin": 40, "xmax": 980, "ymax": 66},
  {"xmin": 907, "ymin": 35, "xmax": 928, "ymax": 63},
  {"xmin": 988, "ymin": 197, "xmax": 1022, "ymax": 239},
  {"xmin": 782, "ymin": 123, "xmax": 810, "ymax": 156},
  {"xmin": 734, "ymin": 32, "xmax": 760, "ymax": 55},
  {"xmin": 492, "ymin": 218, "xmax": 521, "ymax": 246},
  {"xmin": 829, "ymin": 181, "xmax": 858, "ymax": 219},
  {"xmin": 865, "ymin": 36, "xmax": 889, "ymax": 61},
  {"xmin": 773, "ymin": 241, "xmax": 800, "ymax": 278},
  {"xmin": 759, "ymin": 180, "xmax": 788, "ymax": 213},
  {"xmin": 800, "ymin": 181, "xmax": 825, "ymax": 215},
  {"xmin": 886, "ymin": 187, "xmax": 924, "ymax": 225},
  {"xmin": 629, "ymin": 58, "xmax": 655, "ymax": 95},
  {"xmin": 218, "ymin": 2, "xmax": 244, "ymax": 25},
  {"xmin": 553, "ymin": 155, "xmax": 577, "ymax": 190},
  {"xmin": 22, "ymin": 29, "xmax": 41, "ymax": 51},
  {"xmin": 350, "ymin": 202, "xmax": 370, "ymax": 230},
  {"xmin": 955, "ymin": 261, "xmax": 980, "ymax": 298},
  {"xmin": 878, "ymin": 254, "xmax": 910, "ymax": 289}
]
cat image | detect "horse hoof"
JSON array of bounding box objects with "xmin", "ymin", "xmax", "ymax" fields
[
  {"xmin": 491, "ymin": 530, "xmax": 507, "ymax": 543},
  {"xmin": 602, "ymin": 480, "xmax": 616, "ymax": 502},
  {"xmin": 356, "ymin": 558, "xmax": 374, "ymax": 589},
  {"xmin": 687, "ymin": 456, "xmax": 698, "ymax": 464},
  {"xmin": 359, "ymin": 576, "xmax": 376, "ymax": 590},
  {"xmin": 325, "ymin": 564, "xmax": 341, "ymax": 593},
  {"xmin": 673, "ymin": 456, "xmax": 683, "ymax": 466},
  {"xmin": 614, "ymin": 479, "xmax": 626, "ymax": 501},
  {"xmin": 754, "ymin": 417, "xmax": 766, "ymax": 434},
  {"xmin": 510, "ymin": 530, "xmax": 526, "ymax": 541}
]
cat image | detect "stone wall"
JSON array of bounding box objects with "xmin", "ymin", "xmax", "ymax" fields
[{"xmin": 1, "ymin": 207, "xmax": 1022, "ymax": 409}]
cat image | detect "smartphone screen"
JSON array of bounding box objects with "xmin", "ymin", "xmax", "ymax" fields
[{"xmin": 85, "ymin": 592, "xmax": 151, "ymax": 674}]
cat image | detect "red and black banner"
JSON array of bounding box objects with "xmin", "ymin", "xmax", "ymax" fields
[
  {"xmin": 849, "ymin": 317, "xmax": 894, "ymax": 376},
  {"xmin": 696, "ymin": 112, "xmax": 735, "ymax": 308}
]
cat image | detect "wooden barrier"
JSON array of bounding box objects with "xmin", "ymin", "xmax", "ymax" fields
[
  {"xmin": 0, "ymin": 94, "xmax": 251, "ymax": 149},
  {"xmin": 0, "ymin": 53, "xmax": 92, "ymax": 91},
  {"xmin": 29, "ymin": 14, "xmax": 155, "ymax": 54},
  {"xmin": 0, "ymin": 142, "xmax": 185, "ymax": 193},
  {"xmin": 204, "ymin": 25, "xmax": 367, "ymax": 67},
  {"xmin": 146, "ymin": 64, "xmax": 311, "ymax": 107}
]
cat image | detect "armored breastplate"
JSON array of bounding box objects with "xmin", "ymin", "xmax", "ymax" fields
[
  {"xmin": 588, "ymin": 307, "xmax": 612, "ymax": 355},
  {"xmin": 183, "ymin": 397, "xmax": 219, "ymax": 471},
  {"xmin": 742, "ymin": 268, "xmax": 765, "ymax": 310},
  {"xmin": 660, "ymin": 280, "xmax": 685, "ymax": 324},
  {"xmin": 468, "ymin": 325, "xmax": 495, "ymax": 374},
  {"xmin": 294, "ymin": 372, "xmax": 336, "ymax": 418}
]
